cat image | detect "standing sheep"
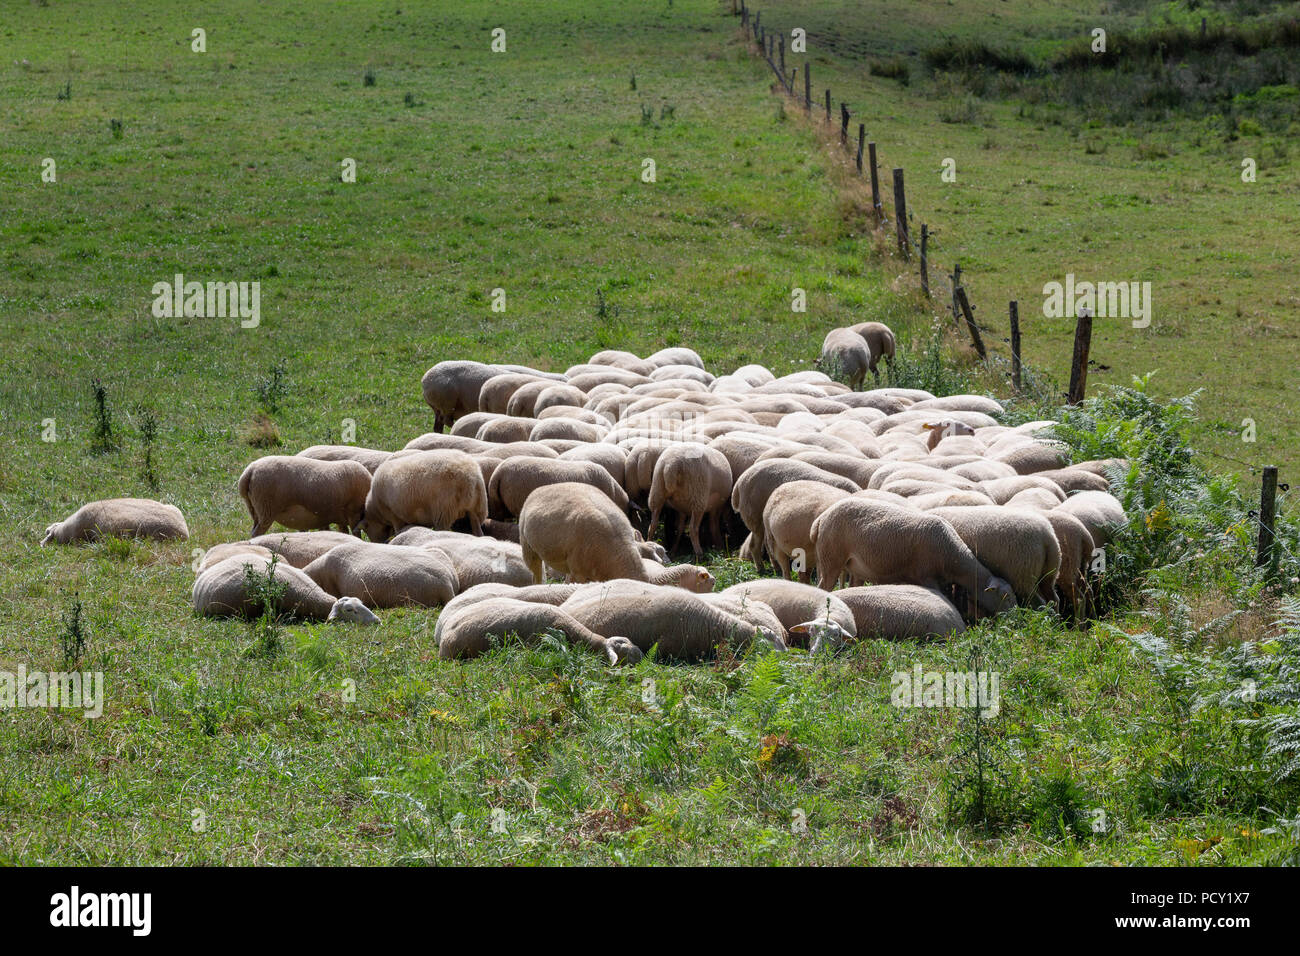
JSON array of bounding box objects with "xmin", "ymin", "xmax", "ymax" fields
[
  {"xmin": 362, "ymin": 450, "xmax": 488, "ymax": 541},
  {"xmin": 296, "ymin": 444, "xmax": 392, "ymax": 474},
  {"xmin": 731, "ymin": 459, "xmax": 860, "ymax": 570},
  {"xmin": 809, "ymin": 498, "xmax": 1017, "ymax": 616},
  {"xmin": 816, "ymin": 328, "xmax": 873, "ymax": 390},
  {"xmin": 518, "ymin": 482, "xmax": 648, "ymax": 583},
  {"xmin": 647, "ymin": 443, "xmax": 733, "ymax": 556},
  {"xmin": 761, "ymin": 480, "xmax": 853, "ymax": 583},
  {"xmin": 237, "ymin": 456, "xmax": 371, "ymax": 538},
  {"xmin": 41, "ymin": 498, "xmax": 189, "ymax": 545},
  {"xmin": 927, "ymin": 506, "xmax": 1062, "ymax": 608},
  {"xmin": 488, "ymin": 456, "xmax": 629, "ymax": 519},
  {"xmin": 846, "ymin": 321, "xmax": 896, "ymax": 382}
]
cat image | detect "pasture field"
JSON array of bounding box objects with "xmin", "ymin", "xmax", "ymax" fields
[{"xmin": 1, "ymin": 0, "xmax": 1298, "ymax": 866}]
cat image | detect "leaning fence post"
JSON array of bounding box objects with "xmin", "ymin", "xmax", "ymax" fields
[
  {"xmin": 867, "ymin": 142, "xmax": 881, "ymax": 222},
  {"xmin": 804, "ymin": 61, "xmax": 811, "ymax": 110},
  {"xmin": 1009, "ymin": 300, "xmax": 1022, "ymax": 391},
  {"xmin": 951, "ymin": 263, "xmax": 962, "ymax": 325},
  {"xmin": 892, "ymin": 168, "xmax": 909, "ymax": 259},
  {"xmin": 856, "ymin": 124, "xmax": 865, "ymax": 173},
  {"xmin": 1067, "ymin": 307, "xmax": 1093, "ymax": 405},
  {"xmin": 954, "ymin": 286, "xmax": 987, "ymax": 359},
  {"xmin": 919, "ymin": 224, "xmax": 930, "ymax": 297},
  {"xmin": 1257, "ymin": 466, "xmax": 1279, "ymax": 573}
]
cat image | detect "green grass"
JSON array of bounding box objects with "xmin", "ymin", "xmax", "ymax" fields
[{"xmin": 1, "ymin": 0, "xmax": 1297, "ymax": 865}]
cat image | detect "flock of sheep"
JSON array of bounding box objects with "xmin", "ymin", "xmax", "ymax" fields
[{"xmin": 40, "ymin": 321, "xmax": 1128, "ymax": 665}]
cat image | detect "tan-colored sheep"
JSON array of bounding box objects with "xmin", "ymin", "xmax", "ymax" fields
[
  {"xmin": 195, "ymin": 542, "xmax": 274, "ymax": 573},
  {"xmin": 437, "ymin": 597, "xmax": 641, "ymax": 664},
  {"xmin": 761, "ymin": 480, "xmax": 853, "ymax": 583},
  {"xmin": 237, "ymin": 456, "xmax": 371, "ymax": 538},
  {"xmin": 647, "ymin": 443, "xmax": 733, "ymax": 556},
  {"xmin": 810, "ymin": 498, "xmax": 1017, "ymax": 616},
  {"xmin": 816, "ymin": 328, "xmax": 872, "ymax": 390},
  {"xmin": 721, "ymin": 579, "xmax": 857, "ymax": 642},
  {"xmin": 1043, "ymin": 510, "xmax": 1095, "ymax": 620},
  {"xmin": 834, "ymin": 585, "xmax": 965, "ymax": 640},
  {"xmin": 249, "ymin": 530, "xmax": 358, "ymax": 567},
  {"xmin": 731, "ymin": 459, "xmax": 860, "ymax": 570},
  {"xmin": 518, "ymin": 482, "xmax": 647, "ymax": 583},
  {"xmin": 389, "ymin": 527, "xmax": 535, "ymax": 590},
  {"xmin": 928, "ymin": 506, "xmax": 1061, "ymax": 608},
  {"xmin": 1054, "ymin": 490, "xmax": 1126, "ymax": 547},
  {"xmin": 296, "ymin": 444, "xmax": 392, "ymax": 474},
  {"xmin": 303, "ymin": 540, "xmax": 458, "ymax": 608},
  {"xmin": 41, "ymin": 497, "xmax": 189, "ymax": 546},
  {"xmin": 845, "ymin": 322, "xmax": 896, "ymax": 381},
  {"xmin": 362, "ymin": 449, "xmax": 488, "ymax": 541},
  {"xmin": 488, "ymin": 456, "xmax": 629, "ymax": 519},
  {"xmin": 193, "ymin": 553, "xmax": 379, "ymax": 623}
]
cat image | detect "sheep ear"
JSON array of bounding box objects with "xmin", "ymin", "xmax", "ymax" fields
[{"xmin": 789, "ymin": 622, "xmax": 812, "ymax": 635}]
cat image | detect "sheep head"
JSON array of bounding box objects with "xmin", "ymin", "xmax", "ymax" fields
[
  {"xmin": 40, "ymin": 523, "xmax": 61, "ymax": 546},
  {"xmin": 328, "ymin": 596, "xmax": 381, "ymax": 625},
  {"xmin": 605, "ymin": 636, "xmax": 643, "ymax": 666},
  {"xmin": 790, "ymin": 619, "xmax": 853, "ymax": 655},
  {"xmin": 977, "ymin": 576, "xmax": 1017, "ymax": 616}
]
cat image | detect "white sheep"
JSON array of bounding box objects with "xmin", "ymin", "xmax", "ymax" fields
[
  {"xmin": 721, "ymin": 579, "xmax": 857, "ymax": 643},
  {"xmin": 362, "ymin": 449, "xmax": 488, "ymax": 541},
  {"xmin": 302, "ymin": 540, "xmax": 459, "ymax": 608},
  {"xmin": 761, "ymin": 479, "xmax": 853, "ymax": 583},
  {"xmin": 1054, "ymin": 490, "xmax": 1126, "ymax": 547},
  {"xmin": 488, "ymin": 456, "xmax": 628, "ymax": 518},
  {"xmin": 927, "ymin": 506, "xmax": 1062, "ymax": 608},
  {"xmin": 834, "ymin": 585, "xmax": 966, "ymax": 640},
  {"xmin": 809, "ymin": 498, "xmax": 1017, "ymax": 616},
  {"xmin": 296, "ymin": 444, "xmax": 392, "ymax": 474},
  {"xmin": 647, "ymin": 443, "xmax": 733, "ymax": 556},
  {"xmin": 249, "ymin": 530, "xmax": 359, "ymax": 567},
  {"xmin": 846, "ymin": 321, "xmax": 896, "ymax": 382},
  {"xmin": 816, "ymin": 328, "xmax": 873, "ymax": 390},
  {"xmin": 437, "ymin": 597, "xmax": 642, "ymax": 664},
  {"xmin": 518, "ymin": 482, "xmax": 650, "ymax": 583},
  {"xmin": 389, "ymin": 527, "xmax": 535, "ymax": 589},
  {"xmin": 41, "ymin": 497, "xmax": 189, "ymax": 546},
  {"xmin": 731, "ymin": 459, "xmax": 859, "ymax": 570},
  {"xmin": 193, "ymin": 554, "xmax": 379, "ymax": 623},
  {"xmin": 237, "ymin": 455, "xmax": 371, "ymax": 537}
]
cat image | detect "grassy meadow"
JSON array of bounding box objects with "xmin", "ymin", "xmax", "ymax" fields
[{"xmin": 1, "ymin": 0, "xmax": 1299, "ymax": 865}]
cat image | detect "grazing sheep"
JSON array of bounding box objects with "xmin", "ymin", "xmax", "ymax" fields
[
  {"xmin": 41, "ymin": 498, "xmax": 189, "ymax": 546},
  {"xmin": 1005, "ymin": 487, "xmax": 1065, "ymax": 511},
  {"xmin": 193, "ymin": 554, "xmax": 379, "ymax": 623},
  {"xmin": 402, "ymin": 432, "xmax": 491, "ymax": 454},
  {"xmin": 809, "ymin": 498, "xmax": 1017, "ymax": 616},
  {"xmin": 646, "ymin": 347, "xmax": 705, "ymax": 370},
  {"xmin": 979, "ymin": 475, "xmax": 1067, "ymax": 506},
  {"xmin": 297, "ymin": 444, "xmax": 392, "ymax": 474},
  {"xmin": 249, "ymin": 530, "xmax": 359, "ymax": 568},
  {"xmin": 927, "ymin": 506, "xmax": 1061, "ymax": 608},
  {"xmin": 518, "ymin": 482, "xmax": 647, "ymax": 583},
  {"xmin": 787, "ymin": 451, "xmax": 887, "ymax": 488},
  {"xmin": 1043, "ymin": 510, "xmax": 1095, "ymax": 620},
  {"xmin": 762, "ymin": 480, "xmax": 853, "ymax": 583},
  {"xmin": 834, "ymin": 585, "xmax": 965, "ymax": 640},
  {"xmin": 422, "ymin": 362, "xmax": 559, "ymax": 432},
  {"xmin": 846, "ymin": 321, "xmax": 896, "ymax": 381},
  {"xmin": 478, "ymin": 373, "xmax": 547, "ymax": 415},
  {"xmin": 816, "ymin": 328, "xmax": 872, "ymax": 390},
  {"xmin": 362, "ymin": 450, "xmax": 488, "ymax": 541},
  {"xmin": 647, "ymin": 443, "xmax": 733, "ymax": 556},
  {"xmin": 1032, "ymin": 468, "xmax": 1112, "ymax": 494},
  {"xmin": 558, "ymin": 444, "xmax": 626, "ymax": 486},
  {"xmin": 1069, "ymin": 458, "xmax": 1129, "ymax": 480},
  {"xmin": 437, "ymin": 597, "xmax": 641, "ymax": 664},
  {"xmin": 1054, "ymin": 490, "xmax": 1126, "ymax": 547},
  {"xmin": 237, "ymin": 456, "xmax": 371, "ymax": 538},
  {"xmin": 450, "ymin": 411, "xmax": 504, "ymax": 437},
  {"xmin": 721, "ymin": 579, "xmax": 857, "ymax": 641},
  {"xmin": 477, "ymin": 416, "xmax": 538, "ymax": 443},
  {"xmin": 303, "ymin": 540, "xmax": 458, "ymax": 608},
  {"xmin": 561, "ymin": 585, "xmax": 785, "ymax": 661},
  {"xmin": 993, "ymin": 441, "xmax": 1070, "ymax": 475},
  {"xmin": 731, "ymin": 459, "xmax": 860, "ymax": 570},
  {"xmin": 488, "ymin": 456, "xmax": 629, "ymax": 519},
  {"xmin": 530, "ymin": 418, "xmax": 607, "ymax": 443}
]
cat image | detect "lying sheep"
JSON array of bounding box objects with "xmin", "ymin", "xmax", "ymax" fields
[
  {"xmin": 835, "ymin": 585, "xmax": 966, "ymax": 640},
  {"xmin": 362, "ymin": 449, "xmax": 488, "ymax": 541},
  {"xmin": 296, "ymin": 444, "xmax": 392, "ymax": 474},
  {"xmin": 488, "ymin": 456, "xmax": 628, "ymax": 519},
  {"xmin": 928, "ymin": 506, "xmax": 1061, "ymax": 608},
  {"xmin": 41, "ymin": 497, "xmax": 189, "ymax": 545},
  {"xmin": 389, "ymin": 527, "xmax": 535, "ymax": 589},
  {"xmin": 303, "ymin": 540, "xmax": 458, "ymax": 608},
  {"xmin": 761, "ymin": 480, "xmax": 853, "ymax": 583},
  {"xmin": 237, "ymin": 455, "xmax": 371, "ymax": 537},
  {"xmin": 193, "ymin": 554, "xmax": 379, "ymax": 623},
  {"xmin": 810, "ymin": 498, "xmax": 1017, "ymax": 616},
  {"xmin": 249, "ymin": 530, "xmax": 358, "ymax": 568},
  {"xmin": 561, "ymin": 585, "xmax": 785, "ymax": 661},
  {"xmin": 643, "ymin": 562, "xmax": 716, "ymax": 592},
  {"xmin": 816, "ymin": 328, "xmax": 873, "ymax": 390},
  {"xmin": 647, "ymin": 443, "xmax": 733, "ymax": 556},
  {"xmin": 731, "ymin": 459, "xmax": 860, "ymax": 571},
  {"xmin": 437, "ymin": 597, "xmax": 642, "ymax": 664},
  {"xmin": 721, "ymin": 579, "xmax": 857, "ymax": 642},
  {"xmin": 195, "ymin": 542, "xmax": 273, "ymax": 573}
]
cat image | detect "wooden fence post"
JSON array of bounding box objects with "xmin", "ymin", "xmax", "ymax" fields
[
  {"xmin": 1009, "ymin": 300, "xmax": 1022, "ymax": 391},
  {"xmin": 856, "ymin": 123, "xmax": 864, "ymax": 173},
  {"xmin": 825, "ymin": 89, "xmax": 831, "ymax": 122},
  {"xmin": 840, "ymin": 102, "xmax": 849, "ymax": 145},
  {"xmin": 1257, "ymin": 465, "xmax": 1279, "ymax": 572},
  {"xmin": 892, "ymin": 168, "xmax": 909, "ymax": 258},
  {"xmin": 954, "ymin": 286, "xmax": 987, "ymax": 359},
  {"xmin": 778, "ymin": 34, "xmax": 785, "ymax": 81},
  {"xmin": 804, "ymin": 61, "xmax": 811, "ymax": 110},
  {"xmin": 951, "ymin": 263, "xmax": 962, "ymax": 325},
  {"xmin": 867, "ymin": 142, "xmax": 881, "ymax": 222},
  {"xmin": 1067, "ymin": 308, "xmax": 1093, "ymax": 405},
  {"xmin": 919, "ymin": 224, "xmax": 930, "ymax": 297}
]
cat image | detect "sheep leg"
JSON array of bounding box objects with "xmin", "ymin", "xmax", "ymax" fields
[
  {"xmin": 647, "ymin": 505, "xmax": 662, "ymax": 543},
  {"xmin": 688, "ymin": 511, "xmax": 704, "ymax": 557},
  {"xmin": 521, "ymin": 541, "xmax": 544, "ymax": 584},
  {"xmin": 816, "ymin": 555, "xmax": 845, "ymax": 591},
  {"xmin": 772, "ymin": 547, "xmax": 791, "ymax": 581},
  {"xmin": 707, "ymin": 509, "xmax": 722, "ymax": 551}
]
